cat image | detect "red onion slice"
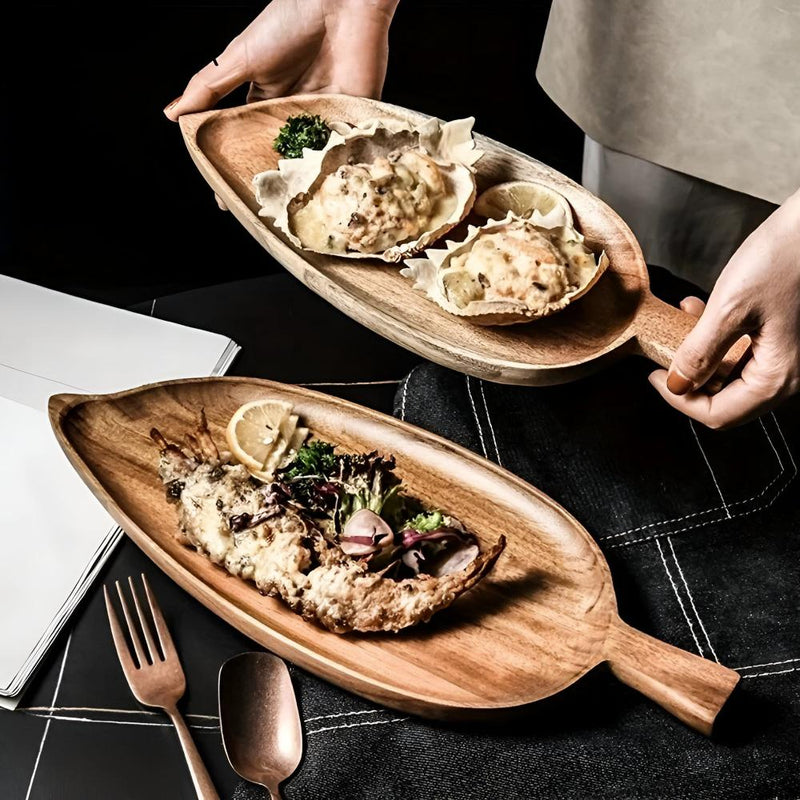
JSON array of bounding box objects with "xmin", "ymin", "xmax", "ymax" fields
[{"xmin": 341, "ymin": 509, "xmax": 394, "ymax": 556}]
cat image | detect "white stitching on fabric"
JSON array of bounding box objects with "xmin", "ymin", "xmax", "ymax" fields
[
  {"xmin": 690, "ymin": 421, "xmax": 731, "ymax": 519},
  {"xmin": 606, "ymin": 487, "xmax": 783, "ymax": 549},
  {"xmin": 305, "ymin": 709, "xmax": 383, "ymax": 723},
  {"xmin": 655, "ymin": 540, "xmax": 704, "ymax": 656},
  {"xmin": 600, "ymin": 417, "xmax": 787, "ymax": 541},
  {"xmin": 741, "ymin": 667, "xmax": 799, "ymax": 679},
  {"xmin": 24, "ymin": 633, "xmax": 72, "ymax": 800},
  {"xmin": 668, "ymin": 538, "xmax": 719, "ymax": 662},
  {"xmin": 606, "ymin": 417, "xmax": 797, "ymax": 549},
  {"xmin": 602, "ymin": 416, "xmax": 797, "ymax": 547},
  {"xmin": 760, "ymin": 417, "xmax": 785, "ymax": 472},
  {"xmin": 478, "ymin": 380, "xmax": 503, "ymax": 466},
  {"xmin": 400, "ymin": 375, "xmax": 410, "ymax": 421},
  {"xmin": 399, "ymin": 364, "xmax": 423, "ymax": 422},
  {"xmin": 773, "ymin": 411, "xmax": 798, "ymax": 472},
  {"xmin": 465, "ymin": 376, "xmax": 488, "ymax": 458},
  {"xmin": 307, "ymin": 717, "xmax": 407, "ymax": 736},
  {"xmin": 735, "ymin": 657, "xmax": 800, "ymax": 671}
]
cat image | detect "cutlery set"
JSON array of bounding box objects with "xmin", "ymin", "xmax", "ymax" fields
[{"xmin": 105, "ymin": 574, "xmax": 301, "ymax": 799}]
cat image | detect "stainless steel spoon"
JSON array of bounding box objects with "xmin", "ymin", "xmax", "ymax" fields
[{"xmin": 219, "ymin": 652, "xmax": 303, "ymax": 800}]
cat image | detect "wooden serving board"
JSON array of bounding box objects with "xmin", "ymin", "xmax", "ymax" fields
[
  {"xmin": 50, "ymin": 377, "xmax": 739, "ymax": 733},
  {"xmin": 178, "ymin": 94, "xmax": 749, "ymax": 387}
]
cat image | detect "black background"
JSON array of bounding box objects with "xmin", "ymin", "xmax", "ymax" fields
[{"xmin": 1, "ymin": 0, "xmax": 582, "ymax": 306}]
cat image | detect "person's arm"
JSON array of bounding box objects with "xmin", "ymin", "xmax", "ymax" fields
[
  {"xmin": 164, "ymin": 0, "xmax": 401, "ymax": 120},
  {"xmin": 649, "ymin": 187, "xmax": 800, "ymax": 428}
]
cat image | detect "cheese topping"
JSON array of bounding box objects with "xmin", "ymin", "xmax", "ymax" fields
[
  {"xmin": 292, "ymin": 150, "xmax": 450, "ymax": 254},
  {"xmin": 441, "ymin": 218, "xmax": 597, "ymax": 310}
]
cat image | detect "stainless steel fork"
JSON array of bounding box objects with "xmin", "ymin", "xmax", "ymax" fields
[{"xmin": 104, "ymin": 574, "xmax": 220, "ymax": 800}]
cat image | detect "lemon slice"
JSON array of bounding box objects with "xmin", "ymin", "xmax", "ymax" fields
[
  {"xmin": 260, "ymin": 413, "xmax": 300, "ymax": 478},
  {"xmin": 279, "ymin": 426, "xmax": 310, "ymax": 470},
  {"xmin": 225, "ymin": 400, "xmax": 293, "ymax": 474},
  {"xmin": 474, "ymin": 180, "xmax": 574, "ymax": 227}
]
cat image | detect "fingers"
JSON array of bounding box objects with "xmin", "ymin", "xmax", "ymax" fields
[
  {"xmin": 666, "ymin": 298, "xmax": 752, "ymax": 395},
  {"xmin": 163, "ymin": 49, "xmax": 248, "ymax": 121},
  {"xmin": 680, "ymin": 296, "xmax": 706, "ymax": 318},
  {"xmin": 649, "ymin": 368, "xmax": 777, "ymax": 429}
]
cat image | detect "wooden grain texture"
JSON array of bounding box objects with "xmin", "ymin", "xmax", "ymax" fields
[
  {"xmin": 178, "ymin": 94, "xmax": 749, "ymax": 387},
  {"xmin": 49, "ymin": 377, "xmax": 739, "ymax": 732}
]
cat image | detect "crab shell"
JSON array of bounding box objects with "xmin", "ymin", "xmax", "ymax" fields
[
  {"xmin": 400, "ymin": 210, "xmax": 610, "ymax": 326},
  {"xmin": 253, "ymin": 117, "xmax": 483, "ymax": 263}
]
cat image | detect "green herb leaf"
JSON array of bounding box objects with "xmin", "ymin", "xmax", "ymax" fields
[
  {"xmin": 279, "ymin": 440, "xmax": 337, "ymax": 481},
  {"xmin": 404, "ymin": 510, "xmax": 445, "ymax": 532},
  {"xmin": 273, "ymin": 114, "xmax": 332, "ymax": 159}
]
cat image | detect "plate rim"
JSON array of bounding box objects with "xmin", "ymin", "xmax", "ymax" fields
[
  {"xmin": 49, "ymin": 375, "xmax": 617, "ymax": 717},
  {"xmin": 178, "ymin": 95, "xmax": 647, "ymax": 384}
]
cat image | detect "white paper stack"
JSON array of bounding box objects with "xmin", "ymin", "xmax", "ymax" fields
[{"xmin": 0, "ymin": 275, "xmax": 240, "ymax": 707}]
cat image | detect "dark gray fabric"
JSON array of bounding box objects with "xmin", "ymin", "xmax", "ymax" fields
[
  {"xmin": 376, "ymin": 380, "xmax": 798, "ymax": 799},
  {"xmin": 267, "ymin": 284, "xmax": 799, "ymax": 799}
]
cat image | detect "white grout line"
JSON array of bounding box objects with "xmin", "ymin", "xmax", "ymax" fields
[
  {"xmin": 20, "ymin": 705, "xmax": 395, "ymax": 727},
  {"xmin": 18, "ymin": 706, "xmax": 218, "ymax": 721},
  {"xmin": 22, "ymin": 712, "xmax": 220, "ymax": 731},
  {"xmin": 690, "ymin": 420, "xmax": 731, "ymax": 519},
  {"xmin": 307, "ymin": 716, "xmax": 407, "ymax": 736},
  {"xmin": 655, "ymin": 540, "xmax": 704, "ymax": 657},
  {"xmin": 20, "ymin": 706, "xmax": 402, "ymax": 736},
  {"xmin": 668, "ymin": 538, "xmax": 719, "ymax": 663},
  {"xmin": 25, "ymin": 633, "xmax": 72, "ymax": 800}
]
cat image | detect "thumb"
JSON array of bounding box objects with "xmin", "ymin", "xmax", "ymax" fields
[
  {"xmin": 163, "ymin": 49, "xmax": 247, "ymax": 122},
  {"xmin": 666, "ymin": 302, "xmax": 751, "ymax": 395}
]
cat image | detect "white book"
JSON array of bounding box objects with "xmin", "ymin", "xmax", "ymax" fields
[{"xmin": 0, "ymin": 275, "xmax": 240, "ymax": 706}]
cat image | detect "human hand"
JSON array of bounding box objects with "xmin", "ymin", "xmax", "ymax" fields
[
  {"xmin": 164, "ymin": 0, "xmax": 400, "ymax": 121},
  {"xmin": 649, "ymin": 188, "xmax": 800, "ymax": 429}
]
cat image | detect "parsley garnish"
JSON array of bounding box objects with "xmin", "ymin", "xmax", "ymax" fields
[{"xmin": 273, "ymin": 114, "xmax": 332, "ymax": 159}]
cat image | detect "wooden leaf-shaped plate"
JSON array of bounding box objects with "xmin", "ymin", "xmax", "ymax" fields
[
  {"xmin": 50, "ymin": 377, "xmax": 738, "ymax": 733},
  {"xmin": 178, "ymin": 94, "xmax": 748, "ymax": 387}
]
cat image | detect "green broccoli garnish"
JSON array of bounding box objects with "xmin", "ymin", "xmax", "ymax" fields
[
  {"xmin": 273, "ymin": 114, "xmax": 332, "ymax": 159},
  {"xmin": 404, "ymin": 510, "xmax": 445, "ymax": 532}
]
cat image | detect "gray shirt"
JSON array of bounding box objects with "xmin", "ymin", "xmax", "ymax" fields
[{"xmin": 536, "ymin": 0, "xmax": 800, "ymax": 205}]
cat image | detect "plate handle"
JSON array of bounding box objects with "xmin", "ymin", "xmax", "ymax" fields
[
  {"xmin": 633, "ymin": 294, "xmax": 751, "ymax": 394},
  {"xmin": 604, "ymin": 619, "xmax": 740, "ymax": 736}
]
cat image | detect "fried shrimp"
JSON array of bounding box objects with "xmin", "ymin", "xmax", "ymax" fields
[{"xmin": 151, "ymin": 415, "xmax": 505, "ymax": 633}]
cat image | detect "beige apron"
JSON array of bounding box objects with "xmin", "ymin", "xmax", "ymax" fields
[{"xmin": 536, "ymin": 1, "xmax": 799, "ymax": 288}]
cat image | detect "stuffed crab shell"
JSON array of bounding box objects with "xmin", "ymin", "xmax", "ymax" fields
[
  {"xmin": 400, "ymin": 208, "xmax": 609, "ymax": 325},
  {"xmin": 253, "ymin": 117, "xmax": 482, "ymax": 262}
]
